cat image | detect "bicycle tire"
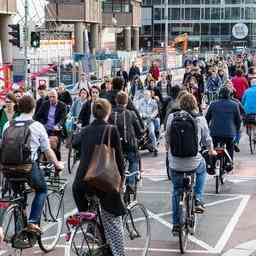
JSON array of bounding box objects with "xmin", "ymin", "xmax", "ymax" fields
[
  {"xmin": 166, "ymin": 152, "xmax": 171, "ymax": 180},
  {"xmin": 178, "ymin": 196, "xmax": 188, "ymax": 254},
  {"xmin": 123, "ymin": 202, "xmax": 151, "ymax": 256},
  {"xmin": 68, "ymin": 220, "xmax": 108, "ymax": 256},
  {"xmin": 1, "ymin": 204, "xmax": 27, "ymax": 253},
  {"xmin": 248, "ymin": 127, "xmax": 256, "ymax": 154},
  {"xmin": 68, "ymin": 142, "xmax": 77, "ymax": 174},
  {"xmin": 38, "ymin": 192, "xmax": 64, "ymax": 252}
]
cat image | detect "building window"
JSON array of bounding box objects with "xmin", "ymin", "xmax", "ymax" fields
[
  {"xmin": 231, "ymin": 7, "xmax": 240, "ymax": 19},
  {"xmin": 102, "ymin": 0, "xmax": 131, "ymax": 13},
  {"xmin": 170, "ymin": 8, "xmax": 181, "ymax": 20},
  {"xmin": 211, "ymin": 8, "xmax": 221, "ymax": 19},
  {"xmin": 225, "ymin": 0, "xmax": 241, "ymax": 3},
  {"xmin": 154, "ymin": 8, "xmax": 162, "ymax": 20}
]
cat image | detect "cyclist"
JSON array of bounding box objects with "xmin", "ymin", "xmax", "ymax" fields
[
  {"xmin": 72, "ymin": 98, "xmax": 126, "ymax": 256},
  {"xmin": 0, "ymin": 96, "xmax": 63, "ymax": 241},
  {"xmin": 36, "ymin": 89, "xmax": 67, "ymax": 161},
  {"xmin": 79, "ymin": 85, "xmax": 100, "ymax": 127},
  {"xmin": 137, "ymin": 89, "xmax": 160, "ymax": 156},
  {"xmin": 206, "ymin": 86, "xmax": 241, "ymax": 162},
  {"xmin": 231, "ymin": 69, "xmax": 249, "ymax": 102},
  {"xmin": 109, "ymin": 91, "xmax": 143, "ymax": 192},
  {"xmin": 242, "ymin": 68, "xmax": 256, "ymax": 125},
  {"xmin": 166, "ymin": 93, "xmax": 216, "ymax": 236}
]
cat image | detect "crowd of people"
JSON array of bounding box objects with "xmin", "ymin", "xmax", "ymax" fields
[{"xmin": 0, "ymin": 53, "xmax": 256, "ymax": 255}]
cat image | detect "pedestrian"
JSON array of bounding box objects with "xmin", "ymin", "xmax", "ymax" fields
[
  {"xmin": 128, "ymin": 61, "xmax": 140, "ymax": 82},
  {"xmin": 58, "ymin": 84, "xmax": 73, "ymax": 108},
  {"xmin": 72, "ymin": 98, "xmax": 126, "ymax": 256},
  {"xmin": 231, "ymin": 69, "xmax": 249, "ymax": 102},
  {"xmin": 34, "ymin": 84, "xmax": 48, "ymax": 119},
  {"xmin": 116, "ymin": 65, "xmax": 129, "ymax": 89},
  {"xmin": 149, "ymin": 62, "xmax": 160, "ymax": 81}
]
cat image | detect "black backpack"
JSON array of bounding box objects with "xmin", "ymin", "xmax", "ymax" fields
[
  {"xmin": 1, "ymin": 120, "xmax": 34, "ymax": 166},
  {"xmin": 169, "ymin": 111, "xmax": 198, "ymax": 157},
  {"xmin": 111, "ymin": 109, "xmax": 135, "ymax": 153}
]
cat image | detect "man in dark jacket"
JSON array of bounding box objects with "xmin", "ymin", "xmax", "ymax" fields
[
  {"xmin": 109, "ymin": 91, "xmax": 143, "ymax": 192},
  {"xmin": 36, "ymin": 89, "xmax": 67, "ymax": 160},
  {"xmin": 34, "ymin": 84, "xmax": 48, "ymax": 119},
  {"xmin": 128, "ymin": 62, "xmax": 140, "ymax": 82},
  {"xmin": 58, "ymin": 84, "xmax": 72, "ymax": 107},
  {"xmin": 117, "ymin": 65, "xmax": 129, "ymax": 89},
  {"xmin": 206, "ymin": 86, "xmax": 241, "ymax": 161}
]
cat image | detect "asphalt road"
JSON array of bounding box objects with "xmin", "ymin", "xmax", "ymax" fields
[{"xmin": 1, "ymin": 128, "xmax": 256, "ymax": 256}]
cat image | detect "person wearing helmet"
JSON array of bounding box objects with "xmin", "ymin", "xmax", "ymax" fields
[{"xmin": 205, "ymin": 86, "xmax": 241, "ymax": 163}]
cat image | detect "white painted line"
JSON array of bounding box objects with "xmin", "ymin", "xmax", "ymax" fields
[
  {"xmin": 213, "ymin": 195, "xmax": 250, "ymax": 254},
  {"xmin": 222, "ymin": 240, "xmax": 256, "ymax": 256},
  {"xmin": 205, "ymin": 196, "xmax": 242, "ymax": 207},
  {"xmin": 147, "ymin": 209, "xmax": 215, "ymax": 251}
]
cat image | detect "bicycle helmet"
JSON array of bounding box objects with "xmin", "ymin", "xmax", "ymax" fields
[{"xmin": 218, "ymin": 86, "xmax": 232, "ymax": 100}]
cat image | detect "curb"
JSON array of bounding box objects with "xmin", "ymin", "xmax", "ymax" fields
[{"xmin": 222, "ymin": 240, "xmax": 256, "ymax": 256}]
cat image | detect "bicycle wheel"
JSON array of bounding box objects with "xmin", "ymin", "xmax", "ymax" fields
[
  {"xmin": 68, "ymin": 142, "xmax": 78, "ymax": 174},
  {"xmin": 248, "ymin": 127, "xmax": 256, "ymax": 154},
  {"xmin": 178, "ymin": 195, "xmax": 189, "ymax": 254},
  {"xmin": 38, "ymin": 192, "xmax": 64, "ymax": 252},
  {"xmin": 1, "ymin": 204, "xmax": 27, "ymax": 253},
  {"xmin": 123, "ymin": 202, "xmax": 150, "ymax": 256},
  {"xmin": 166, "ymin": 152, "xmax": 171, "ymax": 180},
  {"xmin": 68, "ymin": 220, "xmax": 108, "ymax": 256}
]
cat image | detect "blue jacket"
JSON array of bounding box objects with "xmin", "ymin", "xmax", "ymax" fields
[
  {"xmin": 205, "ymin": 99, "xmax": 241, "ymax": 138},
  {"xmin": 242, "ymin": 86, "xmax": 256, "ymax": 114}
]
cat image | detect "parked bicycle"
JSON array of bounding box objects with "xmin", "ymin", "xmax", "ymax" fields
[
  {"xmin": 246, "ymin": 123, "xmax": 256, "ymax": 154},
  {"xmin": 0, "ymin": 161, "xmax": 67, "ymax": 254},
  {"xmin": 66, "ymin": 172, "xmax": 151, "ymax": 256}
]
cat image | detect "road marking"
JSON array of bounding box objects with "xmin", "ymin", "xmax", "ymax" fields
[
  {"xmin": 222, "ymin": 240, "xmax": 256, "ymax": 256},
  {"xmin": 147, "ymin": 209, "xmax": 215, "ymax": 251},
  {"xmin": 213, "ymin": 195, "xmax": 250, "ymax": 254}
]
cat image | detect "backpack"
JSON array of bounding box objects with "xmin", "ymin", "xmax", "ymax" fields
[
  {"xmin": 112, "ymin": 110, "xmax": 135, "ymax": 153},
  {"xmin": 1, "ymin": 120, "xmax": 34, "ymax": 170},
  {"xmin": 169, "ymin": 111, "xmax": 198, "ymax": 157}
]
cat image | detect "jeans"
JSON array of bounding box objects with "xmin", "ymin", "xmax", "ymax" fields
[
  {"xmin": 171, "ymin": 159, "xmax": 206, "ymax": 225},
  {"xmin": 29, "ymin": 163, "xmax": 48, "ymax": 224},
  {"xmin": 148, "ymin": 118, "xmax": 160, "ymax": 148},
  {"xmin": 126, "ymin": 152, "xmax": 139, "ymax": 186}
]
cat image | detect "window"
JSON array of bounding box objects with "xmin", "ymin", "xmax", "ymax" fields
[
  {"xmin": 171, "ymin": 8, "xmax": 181, "ymax": 20},
  {"xmin": 154, "ymin": 8, "xmax": 162, "ymax": 20},
  {"xmin": 225, "ymin": 0, "xmax": 241, "ymax": 3},
  {"xmin": 191, "ymin": 8, "xmax": 200, "ymax": 20},
  {"xmin": 231, "ymin": 7, "xmax": 240, "ymax": 19},
  {"xmin": 102, "ymin": 0, "xmax": 131, "ymax": 13},
  {"xmin": 211, "ymin": 8, "xmax": 221, "ymax": 20},
  {"xmin": 245, "ymin": 7, "xmax": 256, "ymax": 19},
  {"xmin": 225, "ymin": 7, "xmax": 231, "ymax": 19},
  {"xmin": 170, "ymin": 0, "xmax": 181, "ymax": 3},
  {"xmin": 201, "ymin": 23, "xmax": 210, "ymax": 35}
]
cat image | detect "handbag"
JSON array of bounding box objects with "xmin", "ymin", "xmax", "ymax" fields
[{"xmin": 84, "ymin": 125, "xmax": 122, "ymax": 193}]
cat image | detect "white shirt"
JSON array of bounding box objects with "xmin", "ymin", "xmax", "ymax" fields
[{"xmin": 3, "ymin": 114, "xmax": 50, "ymax": 161}]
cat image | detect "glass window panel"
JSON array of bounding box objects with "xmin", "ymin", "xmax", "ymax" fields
[
  {"xmin": 154, "ymin": 8, "xmax": 161, "ymax": 20},
  {"xmin": 226, "ymin": 0, "xmax": 241, "ymax": 3},
  {"xmin": 171, "ymin": 8, "xmax": 181, "ymax": 20},
  {"xmin": 211, "ymin": 23, "xmax": 220, "ymax": 35},
  {"xmin": 231, "ymin": 7, "xmax": 240, "ymax": 19},
  {"xmin": 191, "ymin": 8, "xmax": 200, "ymax": 19},
  {"xmin": 201, "ymin": 23, "xmax": 210, "ymax": 35},
  {"xmin": 211, "ymin": 8, "xmax": 220, "ymax": 19},
  {"xmin": 205, "ymin": 8, "xmax": 210, "ymax": 19},
  {"xmin": 185, "ymin": 8, "xmax": 191, "ymax": 19}
]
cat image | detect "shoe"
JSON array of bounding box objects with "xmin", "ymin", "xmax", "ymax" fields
[
  {"xmin": 234, "ymin": 144, "xmax": 240, "ymax": 153},
  {"xmin": 25, "ymin": 224, "xmax": 42, "ymax": 236},
  {"xmin": 172, "ymin": 224, "xmax": 180, "ymax": 237},
  {"xmin": 153, "ymin": 149, "xmax": 158, "ymax": 157},
  {"xmin": 195, "ymin": 199, "xmax": 206, "ymax": 214}
]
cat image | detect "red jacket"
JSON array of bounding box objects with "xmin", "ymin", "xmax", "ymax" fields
[
  {"xmin": 150, "ymin": 67, "xmax": 160, "ymax": 81},
  {"xmin": 231, "ymin": 76, "xmax": 248, "ymax": 100}
]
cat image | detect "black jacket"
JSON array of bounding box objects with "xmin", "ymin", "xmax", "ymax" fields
[
  {"xmin": 36, "ymin": 100, "xmax": 67, "ymax": 130},
  {"xmin": 78, "ymin": 100, "xmax": 93, "ymax": 127},
  {"xmin": 205, "ymin": 99, "xmax": 241, "ymax": 138},
  {"xmin": 34, "ymin": 96, "xmax": 49, "ymax": 119},
  {"xmin": 116, "ymin": 70, "xmax": 129, "ymax": 86},
  {"xmin": 128, "ymin": 66, "xmax": 140, "ymax": 81},
  {"xmin": 58, "ymin": 91, "xmax": 73, "ymax": 106},
  {"xmin": 72, "ymin": 120, "xmax": 126, "ymax": 216},
  {"xmin": 109, "ymin": 106, "xmax": 143, "ymax": 152}
]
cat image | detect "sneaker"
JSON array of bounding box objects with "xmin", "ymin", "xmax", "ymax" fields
[
  {"xmin": 195, "ymin": 199, "xmax": 206, "ymax": 214},
  {"xmin": 172, "ymin": 224, "xmax": 180, "ymax": 237},
  {"xmin": 234, "ymin": 144, "xmax": 240, "ymax": 153}
]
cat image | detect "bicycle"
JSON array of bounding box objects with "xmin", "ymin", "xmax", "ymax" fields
[
  {"xmin": 214, "ymin": 144, "xmax": 232, "ymax": 194},
  {"xmin": 67, "ymin": 120, "xmax": 81, "ymax": 174},
  {"xmin": 0, "ymin": 162, "xmax": 67, "ymax": 254},
  {"xmin": 177, "ymin": 171, "xmax": 197, "ymax": 254},
  {"xmin": 246, "ymin": 122, "xmax": 256, "ymax": 154},
  {"xmin": 66, "ymin": 173, "xmax": 151, "ymax": 256}
]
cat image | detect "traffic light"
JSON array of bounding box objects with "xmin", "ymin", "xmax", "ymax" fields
[
  {"xmin": 31, "ymin": 32, "xmax": 40, "ymax": 48},
  {"xmin": 8, "ymin": 24, "xmax": 21, "ymax": 48}
]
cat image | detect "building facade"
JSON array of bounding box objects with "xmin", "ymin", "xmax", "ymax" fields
[
  {"xmin": 141, "ymin": 0, "xmax": 256, "ymax": 51},
  {"xmin": 0, "ymin": 0, "xmax": 17, "ymax": 63},
  {"xmin": 45, "ymin": 0, "xmax": 142, "ymax": 52}
]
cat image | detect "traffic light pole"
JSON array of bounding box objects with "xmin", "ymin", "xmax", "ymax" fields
[{"xmin": 24, "ymin": 0, "xmax": 30, "ymax": 90}]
